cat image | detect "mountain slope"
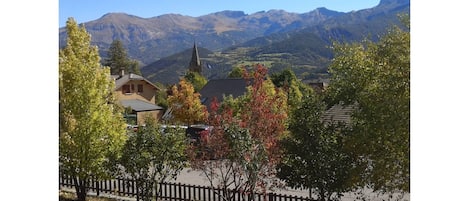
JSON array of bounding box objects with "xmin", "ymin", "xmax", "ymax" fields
[
  {"xmin": 59, "ymin": 8, "xmax": 344, "ymax": 65},
  {"xmin": 140, "ymin": 46, "xmax": 215, "ymax": 85},
  {"xmin": 140, "ymin": 0, "xmax": 409, "ymax": 84}
]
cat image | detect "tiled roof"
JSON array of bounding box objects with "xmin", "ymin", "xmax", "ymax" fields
[
  {"xmin": 199, "ymin": 78, "xmax": 248, "ymax": 106},
  {"xmin": 113, "ymin": 73, "xmax": 159, "ymax": 91},
  {"xmin": 120, "ymin": 99, "xmax": 163, "ymax": 112},
  {"xmin": 321, "ymin": 103, "xmax": 356, "ymax": 126}
]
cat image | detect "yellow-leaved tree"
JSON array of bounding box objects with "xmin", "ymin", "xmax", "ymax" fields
[
  {"xmin": 167, "ymin": 79, "xmax": 207, "ymax": 126},
  {"xmin": 59, "ymin": 18, "xmax": 127, "ymax": 201}
]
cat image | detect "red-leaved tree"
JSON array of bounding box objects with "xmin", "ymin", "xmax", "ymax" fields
[
  {"xmin": 188, "ymin": 64, "xmax": 288, "ymax": 201},
  {"xmin": 239, "ymin": 64, "xmax": 288, "ymax": 195}
]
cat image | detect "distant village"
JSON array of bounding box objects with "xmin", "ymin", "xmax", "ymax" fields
[{"xmin": 115, "ymin": 43, "xmax": 331, "ymax": 129}]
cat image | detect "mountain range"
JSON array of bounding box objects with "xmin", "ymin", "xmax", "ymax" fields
[{"xmin": 59, "ymin": 0, "xmax": 410, "ymax": 85}]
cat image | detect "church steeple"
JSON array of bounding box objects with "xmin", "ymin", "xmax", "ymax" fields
[{"xmin": 188, "ymin": 42, "xmax": 202, "ymax": 73}]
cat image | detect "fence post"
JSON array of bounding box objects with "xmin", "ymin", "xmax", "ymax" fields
[
  {"xmin": 113, "ymin": 179, "xmax": 116, "ymax": 195},
  {"xmin": 268, "ymin": 192, "xmax": 274, "ymax": 201},
  {"xmin": 118, "ymin": 178, "xmax": 122, "ymax": 196},
  {"xmin": 96, "ymin": 179, "xmax": 100, "ymax": 196},
  {"xmin": 203, "ymin": 186, "xmax": 210, "ymax": 201},
  {"xmin": 159, "ymin": 182, "xmax": 164, "ymax": 200},
  {"xmin": 130, "ymin": 179, "xmax": 135, "ymax": 195},
  {"xmin": 188, "ymin": 184, "xmax": 191, "ymax": 200},
  {"xmin": 182, "ymin": 183, "xmax": 186, "ymax": 200},
  {"xmin": 59, "ymin": 174, "xmax": 313, "ymax": 201},
  {"xmin": 198, "ymin": 185, "xmax": 201, "ymax": 201},
  {"xmin": 169, "ymin": 183, "xmax": 173, "ymax": 201}
]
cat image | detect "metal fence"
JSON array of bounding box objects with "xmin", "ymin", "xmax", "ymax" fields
[{"xmin": 59, "ymin": 173, "xmax": 314, "ymax": 201}]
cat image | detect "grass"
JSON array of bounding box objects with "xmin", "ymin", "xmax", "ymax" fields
[{"xmin": 59, "ymin": 191, "xmax": 119, "ymax": 201}]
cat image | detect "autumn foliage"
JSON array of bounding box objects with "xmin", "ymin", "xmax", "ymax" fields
[
  {"xmin": 167, "ymin": 79, "xmax": 208, "ymax": 125},
  {"xmin": 240, "ymin": 64, "xmax": 288, "ymax": 162},
  {"xmin": 188, "ymin": 64, "xmax": 288, "ymax": 200}
]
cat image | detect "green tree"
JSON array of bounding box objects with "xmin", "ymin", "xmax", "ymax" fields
[
  {"xmin": 154, "ymin": 82, "xmax": 169, "ymax": 110},
  {"xmin": 129, "ymin": 59, "xmax": 142, "ymax": 75},
  {"xmin": 326, "ymin": 15, "xmax": 410, "ymax": 193},
  {"xmin": 104, "ymin": 40, "xmax": 128, "ymax": 75},
  {"xmin": 228, "ymin": 66, "xmax": 244, "ymax": 78},
  {"xmin": 118, "ymin": 116, "xmax": 187, "ymax": 201},
  {"xmin": 59, "ymin": 18, "xmax": 127, "ymax": 201},
  {"xmin": 104, "ymin": 39, "xmax": 141, "ymax": 75},
  {"xmin": 167, "ymin": 79, "xmax": 207, "ymax": 125},
  {"xmin": 270, "ymin": 68, "xmax": 304, "ymax": 110},
  {"xmin": 184, "ymin": 71, "xmax": 207, "ymax": 92},
  {"xmin": 277, "ymin": 94, "xmax": 355, "ymax": 201}
]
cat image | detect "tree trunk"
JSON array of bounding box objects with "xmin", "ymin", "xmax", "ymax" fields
[
  {"xmin": 318, "ymin": 188, "xmax": 326, "ymax": 201},
  {"xmin": 73, "ymin": 176, "xmax": 81, "ymax": 200},
  {"xmin": 136, "ymin": 187, "xmax": 140, "ymax": 201},
  {"xmin": 135, "ymin": 180, "xmax": 140, "ymax": 201},
  {"xmin": 74, "ymin": 176, "xmax": 88, "ymax": 201},
  {"xmin": 77, "ymin": 184, "xmax": 87, "ymax": 201}
]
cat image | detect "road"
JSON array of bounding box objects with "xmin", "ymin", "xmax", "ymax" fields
[{"xmin": 168, "ymin": 168, "xmax": 410, "ymax": 201}]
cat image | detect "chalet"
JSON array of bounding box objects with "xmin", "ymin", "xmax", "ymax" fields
[{"xmin": 112, "ymin": 70, "xmax": 164, "ymax": 125}]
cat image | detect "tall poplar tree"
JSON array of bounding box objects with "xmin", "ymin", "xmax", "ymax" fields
[{"xmin": 59, "ymin": 18, "xmax": 127, "ymax": 201}]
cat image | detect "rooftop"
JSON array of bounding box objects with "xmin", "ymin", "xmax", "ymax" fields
[
  {"xmin": 120, "ymin": 99, "xmax": 163, "ymax": 112},
  {"xmin": 321, "ymin": 103, "xmax": 356, "ymax": 125},
  {"xmin": 113, "ymin": 73, "xmax": 160, "ymax": 91},
  {"xmin": 199, "ymin": 78, "xmax": 248, "ymax": 107}
]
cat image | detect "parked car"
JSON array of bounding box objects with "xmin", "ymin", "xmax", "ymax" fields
[
  {"xmin": 126, "ymin": 124, "xmax": 139, "ymax": 132},
  {"xmin": 185, "ymin": 124, "xmax": 213, "ymax": 144}
]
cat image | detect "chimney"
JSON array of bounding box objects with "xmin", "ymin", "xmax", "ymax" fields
[{"xmin": 120, "ymin": 68, "xmax": 125, "ymax": 77}]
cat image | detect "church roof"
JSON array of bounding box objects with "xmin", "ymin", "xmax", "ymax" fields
[{"xmin": 188, "ymin": 43, "xmax": 202, "ymax": 73}]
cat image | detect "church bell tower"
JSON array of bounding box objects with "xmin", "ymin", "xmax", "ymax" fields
[{"xmin": 188, "ymin": 42, "xmax": 202, "ymax": 73}]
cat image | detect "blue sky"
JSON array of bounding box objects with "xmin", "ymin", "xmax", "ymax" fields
[{"xmin": 60, "ymin": 0, "xmax": 380, "ymax": 27}]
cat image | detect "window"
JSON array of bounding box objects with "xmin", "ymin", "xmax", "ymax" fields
[
  {"xmin": 138, "ymin": 84, "xmax": 143, "ymax": 93},
  {"xmin": 122, "ymin": 84, "xmax": 131, "ymax": 94}
]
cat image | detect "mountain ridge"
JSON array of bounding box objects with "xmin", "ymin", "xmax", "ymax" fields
[
  {"xmin": 139, "ymin": 0, "xmax": 409, "ymax": 84},
  {"xmin": 59, "ymin": 6, "xmax": 345, "ymax": 65},
  {"xmin": 59, "ymin": 0, "xmax": 409, "ymax": 85}
]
